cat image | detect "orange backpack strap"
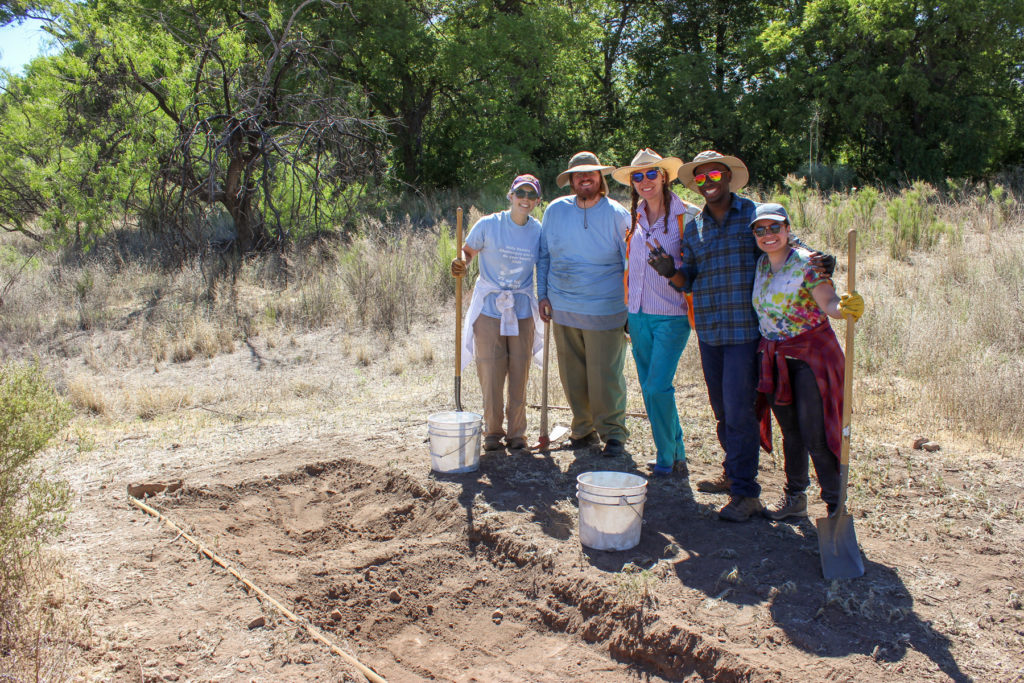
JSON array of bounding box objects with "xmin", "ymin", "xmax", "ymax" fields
[
  {"xmin": 623, "ymin": 216, "xmax": 637, "ymax": 305},
  {"xmin": 677, "ymin": 213, "xmax": 697, "ymax": 333}
]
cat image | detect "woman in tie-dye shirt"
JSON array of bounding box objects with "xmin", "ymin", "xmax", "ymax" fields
[{"xmin": 750, "ymin": 203, "xmax": 865, "ymax": 522}]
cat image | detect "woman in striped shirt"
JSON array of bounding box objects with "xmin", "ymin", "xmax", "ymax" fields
[{"xmin": 612, "ymin": 149, "xmax": 700, "ymax": 478}]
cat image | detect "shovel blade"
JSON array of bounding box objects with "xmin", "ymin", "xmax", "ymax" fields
[
  {"xmin": 533, "ymin": 425, "xmax": 570, "ymax": 452},
  {"xmin": 816, "ymin": 510, "xmax": 865, "ymax": 580}
]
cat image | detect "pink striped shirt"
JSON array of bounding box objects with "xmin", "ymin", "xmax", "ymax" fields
[{"xmin": 626, "ymin": 193, "xmax": 699, "ymax": 317}]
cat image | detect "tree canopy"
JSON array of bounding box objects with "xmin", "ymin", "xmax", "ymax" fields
[{"xmin": 2, "ymin": 0, "xmax": 1023, "ymax": 249}]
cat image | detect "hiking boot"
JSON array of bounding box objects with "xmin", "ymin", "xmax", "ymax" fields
[
  {"xmin": 566, "ymin": 432, "xmax": 600, "ymax": 449},
  {"xmin": 600, "ymin": 438, "xmax": 625, "ymax": 457},
  {"xmin": 483, "ymin": 435, "xmax": 505, "ymax": 451},
  {"xmin": 505, "ymin": 436, "xmax": 528, "ymax": 451},
  {"xmin": 647, "ymin": 460, "xmax": 689, "ymax": 479},
  {"xmin": 764, "ymin": 492, "xmax": 808, "ymax": 521},
  {"xmin": 718, "ymin": 495, "xmax": 763, "ymax": 522},
  {"xmin": 696, "ymin": 471, "xmax": 731, "ymax": 494}
]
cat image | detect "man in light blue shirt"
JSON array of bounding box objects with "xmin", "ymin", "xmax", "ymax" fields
[{"xmin": 538, "ymin": 151, "xmax": 631, "ymax": 456}]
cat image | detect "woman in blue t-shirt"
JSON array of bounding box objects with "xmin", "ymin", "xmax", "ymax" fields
[{"xmin": 451, "ymin": 175, "xmax": 544, "ymax": 452}]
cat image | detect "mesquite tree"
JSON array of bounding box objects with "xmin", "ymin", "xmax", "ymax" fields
[{"xmin": 124, "ymin": 0, "xmax": 388, "ymax": 251}]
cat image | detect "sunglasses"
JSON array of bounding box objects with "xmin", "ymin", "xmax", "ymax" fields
[
  {"xmin": 752, "ymin": 222, "xmax": 786, "ymax": 237},
  {"xmin": 694, "ymin": 170, "xmax": 724, "ymax": 187},
  {"xmin": 631, "ymin": 169, "xmax": 661, "ymax": 183},
  {"xmin": 513, "ymin": 188, "xmax": 539, "ymax": 200}
]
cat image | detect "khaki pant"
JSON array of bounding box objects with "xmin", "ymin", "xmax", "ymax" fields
[
  {"xmin": 552, "ymin": 323, "xmax": 628, "ymax": 442},
  {"xmin": 473, "ymin": 315, "xmax": 535, "ymax": 438}
]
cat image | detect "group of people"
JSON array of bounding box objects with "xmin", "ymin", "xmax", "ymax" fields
[{"xmin": 451, "ymin": 148, "xmax": 865, "ymax": 523}]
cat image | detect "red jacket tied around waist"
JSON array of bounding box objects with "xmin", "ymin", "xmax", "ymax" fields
[{"xmin": 757, "ymin": 321, "xmax": 845, "ymax": 459}]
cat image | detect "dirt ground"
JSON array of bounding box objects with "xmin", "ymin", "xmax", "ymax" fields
[{"xmin": 32, "ymin": 316, "xmax": 1024, "ymax": 682}]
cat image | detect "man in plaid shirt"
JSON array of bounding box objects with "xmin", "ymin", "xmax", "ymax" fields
[{"xmin": 666, "ymin": 150, "xmax": 834, "ymax": 522}]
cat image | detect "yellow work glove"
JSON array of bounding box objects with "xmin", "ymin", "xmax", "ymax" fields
[
  {"xmin": 450, "ymin": 257, "xmax": 466, "ymax": 278},
  {"xmin": 839, "ymin": 291, "xmax": 865, "ymax": 321}
]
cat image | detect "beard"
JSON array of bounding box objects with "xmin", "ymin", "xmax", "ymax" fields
[{"xmin": 572, "ymin": 176, "xmax": 603, "ymax": 201}]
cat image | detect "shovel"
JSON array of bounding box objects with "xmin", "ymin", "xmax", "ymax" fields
[
  {"xmin": 454, "ymin": 207, "xmax": 464, "ymax": 412},
  {"xmin": 534, "ymin": 320, "xmax": 570, "ymax": 451},
  {"xmin": 817, "ymin": 229, "xmax": 865, "ymax": 580}
]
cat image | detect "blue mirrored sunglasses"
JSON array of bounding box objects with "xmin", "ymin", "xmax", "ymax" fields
[{"xmin": 631, "ymin": 169, "xmax": 661, "ymax": 183}]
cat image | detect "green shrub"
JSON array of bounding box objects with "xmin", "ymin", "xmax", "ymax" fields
[
  {"xmin": 884, "ymin": 181, "xmax": 951, "ymax": 260},
  {"xmin": 0, "ymin": 363, "xmax": 72, "ymax": 593}
]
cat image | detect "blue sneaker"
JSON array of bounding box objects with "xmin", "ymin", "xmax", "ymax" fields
[{"xmin": 647, "ymin": 459, "xmax": 689, "ymax": 479}]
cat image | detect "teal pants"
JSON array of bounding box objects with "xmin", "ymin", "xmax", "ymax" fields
[{"xmin": 628, "ymin": 312, "xmax": 690, "ymax": 468}]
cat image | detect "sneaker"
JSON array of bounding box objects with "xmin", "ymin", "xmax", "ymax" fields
[
  {"xmin": 567, "ymin": 432, "xmax": 600, "ymax": 449},
  {"xmin": 764, "ymin": 492, "xmax": 808, "ymax": 521},
  {"xmin": 647, "ymin": 460, "xmax": 689, "ymax": 479},
  {"xmin": 505, "ymin": 436, "xmax": 528, "ymax": 451},
  {"xmin": 483, "ymin": 435, "xmax": 505, "ymax": 451},
  {"xmin": 600, "ymin": 438, "xmax": 625, "ymax": 457},
  {"xmin": 718, "ymin": 495, "xmax": 763, "ymax": 522},
  {"xmin": 696, "ymin": 471, "xmax": 731, "ymax": 494}
]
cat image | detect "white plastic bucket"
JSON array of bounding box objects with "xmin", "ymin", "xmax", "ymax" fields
[
  {"xmin": 428, "ymin": 411, "xmax": 482, "ymax": 473},
  {"xmin": 576, "ymin": 471, "xmax": 648, "ymax": 551}
]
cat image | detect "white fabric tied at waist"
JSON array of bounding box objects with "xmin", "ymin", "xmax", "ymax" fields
[{"xmin": 461, "ymin": 275, "xmax": 544, "ymax": 372}]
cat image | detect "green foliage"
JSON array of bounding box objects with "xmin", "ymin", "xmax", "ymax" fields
[
  {"xmin": 0, "ymin": 362, "xmax": 72, "ymax": 594},
  {"xmin": 4, "ymin": 0, "xmax": 1024, "ymax": 247},
  {"xmin": 784, "ymin": 174, "xmax": 811, "ymax": 228},
  {"xmin": 884, "ymin": 182, "xmax": 952, "ymax": 260}
]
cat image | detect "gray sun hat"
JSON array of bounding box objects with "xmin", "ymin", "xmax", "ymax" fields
[
  {"xmin": 555, "ymin": 151, "xmax": 615, "ymax": 188},
  {"xmin": 611, "ymin": 148, "xmax": 684, "ymax": 186},
  {"xmin": 678, "ymin": 150, "xmax": 750, "ymax": 193},
  {"xmin": 749, "ymin": 203, "xmax": 790, "ymax": 227}
]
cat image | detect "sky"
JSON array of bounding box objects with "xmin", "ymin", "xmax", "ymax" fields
[{"xmin": 0, "ymin": 17, "xmax": 56, "ymax": 75}]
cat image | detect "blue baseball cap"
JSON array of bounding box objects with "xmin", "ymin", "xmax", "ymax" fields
[{"xmin": 749, "ymin": 203, "xmax": 790, "ymax": 227}]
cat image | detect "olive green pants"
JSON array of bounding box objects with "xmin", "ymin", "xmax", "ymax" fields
[{"xmin": 552, "ymin": 322, "xmax": 628, "ymax": 443}]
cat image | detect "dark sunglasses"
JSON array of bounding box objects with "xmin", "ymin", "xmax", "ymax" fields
[
  {"xmin": 752, "ymin": 222, "xmax": 786, "ymax": 237},
  {"xmin": 631, "ymin": 169, "xmax": 661, "ymax": 183},
  {"xmin": 694, "ymin": 170, "xmax": 724, "ymax": 187},
  {"xmin": 513, "ymin": 188, "xmax": 539, "ymax": 200}
]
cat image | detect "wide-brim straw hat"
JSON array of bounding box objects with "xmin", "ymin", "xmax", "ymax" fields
[
  {"xmin": 678, "ymin": 150, "xmax": 749, "ymax": 192},
  {"xmin": 611, "ymin": 148, "xmax": 684, "ymax": 185},
  {"xmin": 556, "ymin": 150, "xmax": 615, "ymax": 188}
]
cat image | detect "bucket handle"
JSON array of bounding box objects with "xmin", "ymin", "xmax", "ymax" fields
[
  {"xmin": 433, "ymin": 427, "xmax": 482, "ymax": 460},
  {"xmin": 618, "ymin": 495, "xmax": 645, "ymax": 521},
  {"xmin": 580, "ymin": 490, "xmax": 646, "ymax": 521}
]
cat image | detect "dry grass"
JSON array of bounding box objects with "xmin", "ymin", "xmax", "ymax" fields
[
  {"xmin": 3, "ymin": 190, "xmax": 1021, "ymax": 451},
  {"xmin": 0, "ymin": 552, "xmax": 88, "ymax": 682}
]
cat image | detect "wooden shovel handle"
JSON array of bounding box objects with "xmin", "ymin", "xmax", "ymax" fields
[
  {"xmin": 540, "ymin": 321, "xmax": 550, "ymax": 435},
  {"xmin": 840, "ymin": 229, "xmax": 856, "ymax": 469},
  {"xmin": 455, "ymin": 208, "xmax": 463, "ymax": 378}
]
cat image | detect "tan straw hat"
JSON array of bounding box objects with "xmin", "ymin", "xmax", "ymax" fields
[
  {"xmin": 555, "ymin": 150, "xmax": 615, "ymax": 188},
  {"xmin": 611, "ymin": 148, "xmax": 684, "ymax": 185},
  {"xmin": 678, "ymin": 150, "xmax": 749, "ymax": 192}
]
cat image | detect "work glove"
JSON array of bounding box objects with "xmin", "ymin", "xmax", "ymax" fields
[
  {"xmin": 646, "ymin": 243, "xmax": 677, "ymax": 278},
  {"xmin": 838, "ymin": 291, "xmax": 865, "ymax": 321},
  {"xmin": 450, "ymin": 257, "xmax": 466, "ymax": 277}
]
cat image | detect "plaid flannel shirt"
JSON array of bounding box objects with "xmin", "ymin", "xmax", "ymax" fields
[{"xmin": 680, "ymin": 193, "xmax": 761, "ymax": 346}]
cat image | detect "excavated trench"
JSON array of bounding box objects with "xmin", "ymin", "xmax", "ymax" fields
[{"xmin": 155, "ymin": 458, "xmax": 775, "ymax": 682}]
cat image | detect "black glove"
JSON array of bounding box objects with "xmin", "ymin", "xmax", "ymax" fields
[
  {"xmin": 647, "ymin": 244, "xmax": 677, "ymax": 278},
  {"xmin": 789, "ymin": 234, "xmax": 836, "ymax": 276},
  {"xmin": 813, "ymin": 252, "xmax": 836, "ymax": 276}
]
